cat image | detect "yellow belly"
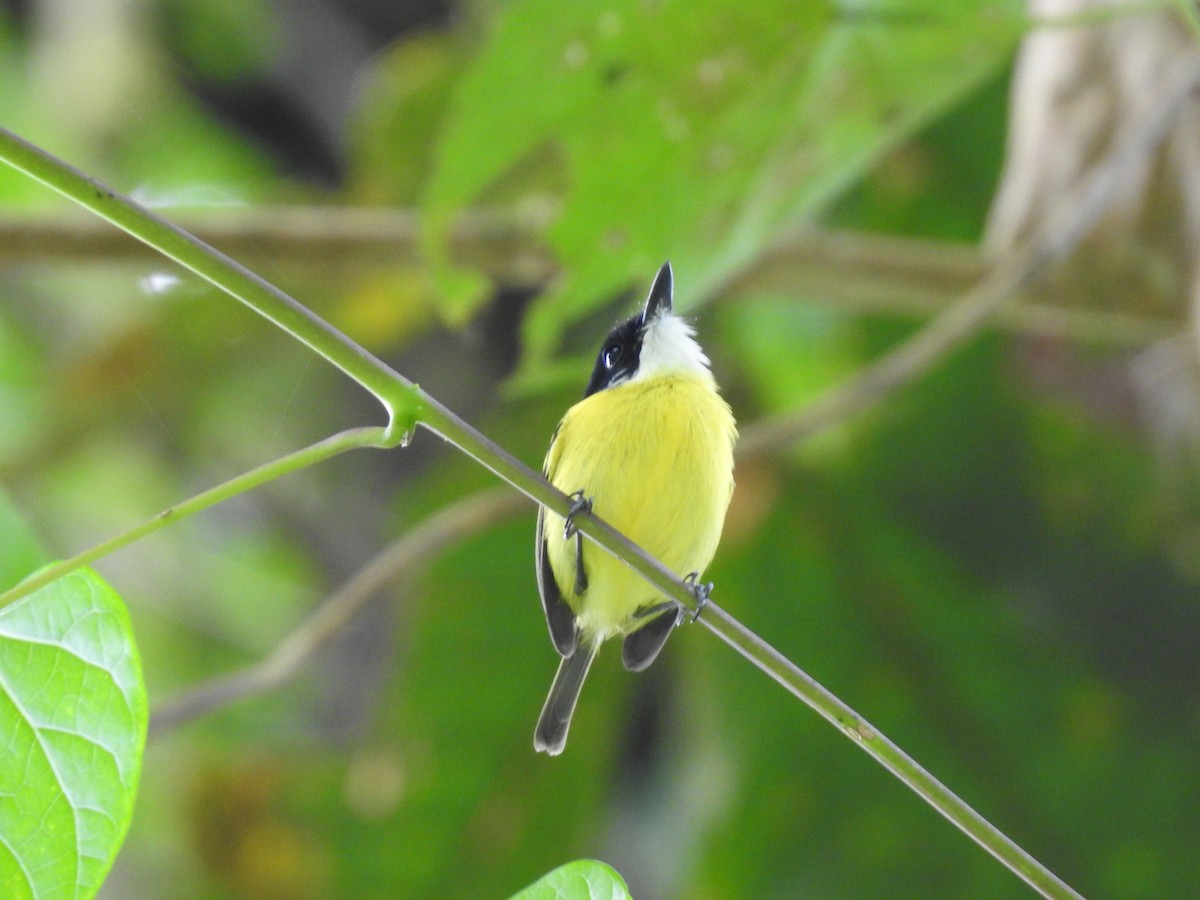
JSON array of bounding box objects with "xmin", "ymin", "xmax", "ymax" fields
[{"xmin": 542, "ymin": 374, "xmax": 736, "ymax": 641}]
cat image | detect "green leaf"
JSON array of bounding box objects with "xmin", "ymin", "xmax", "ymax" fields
[
  {"xmin": 424, "ymin": 0, "xmax": 1024, "ymax": 369},
  {"xmin": 510, "ymin": 859, "xmax": 632, "ymax": 900},
  {"xmin": 348, "ymin": 30, "xmax": 466, "ymax": 205},
  {"xmin": 0, "ymin": 568, "xmax": 147, "ymax": 900}
]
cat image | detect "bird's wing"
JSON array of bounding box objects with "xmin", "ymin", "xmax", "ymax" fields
[
  {"xmin": 537, "ymin": 423, "xmax": 578, "ymax": 657},
  {"xmin": 621, "ymin": 607, "xmax": 677, "ymax": 672}
]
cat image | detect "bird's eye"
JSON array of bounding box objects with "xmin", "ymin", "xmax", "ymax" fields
[{"xmin": 603, "ymin": 344, "xmax": 621, "ymax": 369}]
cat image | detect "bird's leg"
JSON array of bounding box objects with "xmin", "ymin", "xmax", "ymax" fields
[
  {"xmin": 562, "ymin": 491, "xmax": 592, "ymax": 539},
  {"xmin": 572, "ymin": 532, "xmax": 588, "ymax": 595},
  {"xmin": 564, "ymin": 491, "xmax": 592, "ymax": 595},
  {"xmin": 634, "ymin": 572, "xmax": 713, "ymax": 626},
  {"xmin": 682, "ymin": 572, "xmax": 712, "ymax": 622}
]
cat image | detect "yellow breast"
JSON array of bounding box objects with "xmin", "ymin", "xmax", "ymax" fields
[{"xmin": 542, "ymin": 373, "xmax": 737, "ymax": 640}]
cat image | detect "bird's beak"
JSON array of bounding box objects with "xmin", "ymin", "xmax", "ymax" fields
[{"xmin": 643, "ymin": 261, "xmax": 673, "ymax": 320}]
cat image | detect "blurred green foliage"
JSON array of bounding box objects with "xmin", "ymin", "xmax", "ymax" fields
[
  {"xmin": 422, "ymin": 0, "xmax": 1023, "ymax": 370},
  {"xmin": 2, "ymin": 1, "xmax": 1198, "ymax": 898}
]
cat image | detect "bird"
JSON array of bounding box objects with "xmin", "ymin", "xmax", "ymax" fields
[{"xmin": 534, "ymin": 261, "xmax": 737, "ymax": 755}]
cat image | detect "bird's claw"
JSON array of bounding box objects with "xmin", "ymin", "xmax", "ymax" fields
[
  {"xmin": 682, "ymin": 572, "xmax": 713, "ymax": 623},
  {"xmin": 634, "ymin": 573, "xmax": 713, "ymax": 626},
  {"xmin": 563, "ymin": 491, "xmax": 592, "ymax": 540}
]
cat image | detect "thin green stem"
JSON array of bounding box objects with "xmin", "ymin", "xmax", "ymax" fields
[
  {"xmin": 0, "ymin": 129, "xmax": 1085, "ymax": 896},
  {"xmin": 0, "ymin": 427, "xmax": 389, "ymax": 609},
  {"xmin": 426, "ymin": 389, "xmax": 1084, "ymax": 897},
  {"xmin": 0, "ymin": 127, "xmax": 417, "ymax": 441},
  {"xmin": 417, "ymin": 397, "xmax": 695, "ymax": 593},
  {"xmin": 0, "ymin": 127, "xmax": 742, "ymax": 612},
  {"xmin": 419, "ymin": 400, "xmax": 1074, "ymax": 897},
  {"xmin": 149, "ymin": 487, "xmax": 524, "ymax": 734},
  {"xmin": 699, "ymin": 603, "xmax": 1083, "ymax": 899}
]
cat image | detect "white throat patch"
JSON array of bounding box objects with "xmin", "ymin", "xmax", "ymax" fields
[{"xmin": 632, "ymin": 312, "xmax": 712, "ymax": 383}]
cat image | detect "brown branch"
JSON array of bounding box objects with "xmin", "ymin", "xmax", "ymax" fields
[
  {"xmin": 149, "ymin": 487, "xmax": 523, "ymax": 735},
  {"xmin": 0, "ymin": 210, "xmax": 1180, "ymax": 347},
  {"xmin": 737, "ymin": 54, "xmax": 1200, "ymax": 458},
  {"xmin": 730, "ymin": 230, "xmax": 1177, "ymax": 346},
  {"xmin": 0, "ymin": 206, "xmax": 552, "ymax": 283}
]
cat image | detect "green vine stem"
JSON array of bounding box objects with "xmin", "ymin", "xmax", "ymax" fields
[
  {"xmin": 0, "ymin": 126, "xmax": 1083, "ymax": 898},
  {"xmin": 0, "ymin": 427, "xmax": 389, "ymax": 609},
  {"xmin": 0, "ymin": 128, "xmax": 414, "ymax": 436},
  {"xmin": 700, "ymin": 604, "xmax": 1081, "ymax": 897}
]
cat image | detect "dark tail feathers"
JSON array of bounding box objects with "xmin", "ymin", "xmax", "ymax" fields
[{"xmin": 534, "ymin": 642, "xmax": 598, "ymax": 755}]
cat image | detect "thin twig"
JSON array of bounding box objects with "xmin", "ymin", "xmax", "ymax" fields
[
  {"xmin": 0, "ymin": 211, "xmax": 1179, "ymax": 346},
  {"xmin": 153, "ymin": 34, "xmax": 1197, "ymax": 811},
  {"xmin": 0, "ymin": 428, "xmax": 390, "ymax": 610},
  {"xmin": 11, "ymin": 37, "xmax": 1198, "ymax": 900},
  {"xmin": 150, "ymin": 488, "xmax": 522, "ymax": 734},
  {"xmin": 0, "ymin": 127, "xmax": 414, "ymax": 433},
  {"xmin": 738, "ymin": 53, "xmax": 1200, "ymax": 458},
  {"xmin": 141, "ymin": 50, "xmax": 1200, "ymax": 900},
  {"xmin": 0, "ymin": 206, "xmax": 555, "ymax": 286},
  {"xmin": 695, "ymin": 600, "xmax": 1082, "ymax": 898}
]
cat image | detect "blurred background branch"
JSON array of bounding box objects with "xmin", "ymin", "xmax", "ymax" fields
[
  {"xmin": 150, "ymin": 486, "xmax": 524, "ymax": 734},
  {"xmin": 0, "ymin": 210, "xmax": 1180, "ymax": 345},
  {"xmin": 148, "ymin": 48, "xmax": 1200, "ymax": 806},
  {"xmin": 5, "ymin": 0, "xmax": 1200, "ymax": 897}
]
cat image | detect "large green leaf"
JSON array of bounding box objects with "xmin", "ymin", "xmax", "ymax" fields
[
  {"xmin": 511, "ymin": 859, "xmax": 632, "ymax": 900},
  {"xmin": 0, "ymin": 569, "xmax": 147, "ymax": 900},
  {"xmin": 423, "ymin": 0, "xmax": 1024, "ymax": 370}
]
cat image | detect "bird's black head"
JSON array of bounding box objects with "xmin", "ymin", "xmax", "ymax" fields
[{"xmin": 583, "ymin": 262, "xmax": 673, "ymax": 397}]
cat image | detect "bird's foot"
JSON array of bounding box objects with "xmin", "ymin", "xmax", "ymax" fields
[
  {"xmin": 682, "ymin": 572, "xmax": 713, "ymax": 622},
  {"xmin": 562, "ymin": 491, "xmax": 592, "ymax": 540},
  {"xmin": 634, "ymin": 573, "xmax": 713, "ymax": 626}
]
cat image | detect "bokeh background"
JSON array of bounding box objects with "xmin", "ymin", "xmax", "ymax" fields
[{"xmin": 3, "ymin": 0, "xmax": 1200, "ymax": 897}]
